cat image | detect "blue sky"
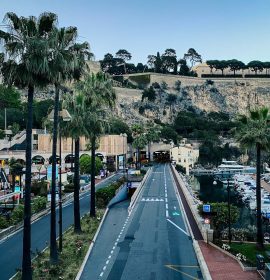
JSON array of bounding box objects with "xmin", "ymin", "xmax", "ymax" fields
[{"xmin": 1, "ymin": 0, "xmax": 269, "ymax": 64}]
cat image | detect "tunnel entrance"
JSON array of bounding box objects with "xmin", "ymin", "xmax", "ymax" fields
[{"xmin": 153, "ymin": 151, "xmax": 170, "ymax": 162}]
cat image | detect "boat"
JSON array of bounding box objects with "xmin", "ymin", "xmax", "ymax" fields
[{"xmin": 214, "ymin": 160, "xmax": 256, "ymax": 178}]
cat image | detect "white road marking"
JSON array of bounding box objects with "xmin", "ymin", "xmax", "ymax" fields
[
  {"xmin": 167, "ymin": 218, "xmax": 190, "ymax": 237},
  {"xmin": 103, "ymin": 266, "xmax": 107, "ymax": 271},
  {"xmin": 106, "ymin": 260, "xmax": 109, "ymax": 265},
  {"xmin": 99, "ymin": 272, "xmax": 104, "ymax": 277},
  {"xmin": 166, "ymin": 210, "xmax": 169, "ymax": 218},
  {"xmin": 108, "ymin": 255, "xmax": 111, "ymax": 259}
]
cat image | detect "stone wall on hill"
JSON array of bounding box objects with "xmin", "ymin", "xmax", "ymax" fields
[{"xmin": 114, "ymin": 74, "xmax": 270, "ymax": 125}]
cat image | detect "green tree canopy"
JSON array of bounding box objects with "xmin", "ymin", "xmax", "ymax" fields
[
  {"xmin": 80, "ymin": 155, "xmax": 102, "ymax": 175},
  {"xmin": 247, "ymin": 60, "xmax": 264, "ymax": 75}
]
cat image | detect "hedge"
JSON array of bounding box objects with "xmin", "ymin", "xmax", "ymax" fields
[{"xmin": 95, "ymin": 177, "xmax": 125, "ymax": 208}]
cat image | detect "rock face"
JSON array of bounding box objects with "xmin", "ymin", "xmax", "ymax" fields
[{"xmin": 115, "ymin": 75, "xmax": 270, "ymax": 124}]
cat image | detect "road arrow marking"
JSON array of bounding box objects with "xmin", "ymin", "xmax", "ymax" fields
[{"xmin": 167, "ymin": 219, "xmax": 190, "ymax": 237}]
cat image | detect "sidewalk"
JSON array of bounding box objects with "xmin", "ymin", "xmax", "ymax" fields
[{"xmin": 198, "ymin": 241, "xmax": 261, "ymax": 280}]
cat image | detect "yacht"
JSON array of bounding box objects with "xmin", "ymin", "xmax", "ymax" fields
[{"xmin": 214, "ymin": 160, "xmax": 256, "ymax": 177}]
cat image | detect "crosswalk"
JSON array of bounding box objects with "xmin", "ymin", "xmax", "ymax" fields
[{"xmin": 141, "ymin": 197, "xmax": 164, "ymax": 202}]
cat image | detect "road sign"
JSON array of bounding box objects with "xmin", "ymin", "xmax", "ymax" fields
[{"xmin": 203, "ymin": 204, "xmax": 211, "ymax": 213}]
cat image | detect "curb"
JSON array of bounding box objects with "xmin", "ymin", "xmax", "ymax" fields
[
  {"xmin": 170, "ymin": 164, "xmax": 212, "ymax": 280},
  {"xmin": 128, "ymin": 167, "xmax": 152, "ymax": 213},
  {"xmin": 209, "ymin": 242, "xmax": 257, "ymax": 272},
  {"xmin": 75, "ymin": 208, "xmax": 110, "ymax": 280}
]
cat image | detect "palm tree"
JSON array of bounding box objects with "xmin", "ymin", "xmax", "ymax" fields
[
  {"xmin": 145, "ymin": 126, "xmax": 160, "ymax": 162},
  {"xmin": 235, "ymin": 107, "xmax": 270, "ymax": 249},
  {"xmin": 75, "ymin": 72, "xmax": 115, "ymax": 217},
  {"xmin": 47, "ymin": 26, "xmax": 90, "ymax": 262},
  {"xmin": 132, "ymin": 124, "xmax": 147, "ymax": 169},
  {"xmin": 0, "ymin": 12, "xmax": 57, "ymax": 279},
  {"xmin": 63, "ymin": 93, "xmax": 90, "ymax": 232}
]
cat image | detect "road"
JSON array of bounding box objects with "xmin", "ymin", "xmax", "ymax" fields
[
  {"xmin": 80, "ymin": 164, "xmax": 203, "ymax": 280},
  {"xmin": 0, "ymin": 173, "xmax": 123, "ymax": 280}
]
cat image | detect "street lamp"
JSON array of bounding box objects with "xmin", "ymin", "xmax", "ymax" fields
[{"xmin": 227, "ymin": 178, "xmax": 232, "ymax": 244}]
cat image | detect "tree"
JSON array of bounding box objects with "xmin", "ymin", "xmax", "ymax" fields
[
  {"xmin": 147, "ymin": 52, "xmax": 162, "ymax": 73},
  {"xmin": 48, "ymin": 26, "xmax": 90, "ymax": 260},
  {"xmin": 214, "ymin": 60, "xmax": 228, "ymax": 76},
  {"xmin": 161, "ymin": 48, "xmax": 178, "ymax": 74},
  {"xmin": 76, "ymin": 72, "xmax": 115, "ymax": 217},
  {"xmin": 145, "ymin": 125, "xmax": 160, "ymax": 161},
  {"xmin": 11, "ymin": 122, "xmax": 20, "ymax": 136},
  {"xmin": 108, "ymin": 118, "xmax": 133, "ymax": 143},
  {"xmin": 198, "ymin": 202, "xmax": 239, "ymax": 234},
  {"xmin": 141, "ymin": 86, "xmax": 156, "ymax": 102},
  {"xmin": 235, "ymin": 107, "xmax": 270, "ymax": 249},
  {"xmin": 184, "ymin": 48, "xmax": 202, "ymax": 68},
  {"xmin": 227, "ymin": 59, "xmax": 245, "ymax": 76},
  {"xmin": 63, "ymin": 93, "xmax": 90, "ymax": 233},
  {"xmin": 263, "ymin": 62, "xmax": 270, "ymax": 75},
  {"xmin": 247, "ymin": 60, "xmax": 264, "ymax": 75},
  {"xmin": 160, "ymin": 126, "xmax": 179, "ymax": 144},
  {"xmin": 206, "ymin": 60, "xmax": 219, "ymax": 74},
  {"xmin": 178, "ymin": 59, "xmax": 190, "ymax": 76},
  {"xmin": 115, "ymin": 49, "xmax": 132, "ymax": 74},
  {"xmin": 80, "ymin": 155, "xmax": 102, "ymax": 175},
  {"xmin": 132, "ymin": 124, "xmax": 146, "ymax": 169},
  {"xmin": 0, "ymin": 85, "xmax": 21, "ymax": 109},
  {"xmin": 0, "ymin": 12, "xmax": 57, "ymax": 279}
]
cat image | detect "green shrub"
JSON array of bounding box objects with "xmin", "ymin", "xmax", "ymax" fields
[
  {"xmin": 31, "ymin": 181, "xmax": 48, "ymax": 197},
  {"xmin": 11, "ymin": 205, "xmax": 24, "ymax": 224},
  {"xmin": 0, "ymin": 216, "xmax": 9, "ymax": 229},
  {"xmin": 95, "ymin": 178, "xmax": 125, "ymax": 208},
  {"xmin": 32, "ymin": 197, "xmax": 47, "ymax": 214},
  {"xmin": 63, "ymin": 183, "xmax": 74, "ymax": 193}
]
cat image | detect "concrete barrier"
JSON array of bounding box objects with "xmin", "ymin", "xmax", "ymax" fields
[
  {"xmin": 128, "ymin": 168, "xmax": 152, "ymax": 213},
  {"xmin": 108, "ymin": 184, "xmax": 128, "ymax": 208},
  {"xmin": 171, "ymin": 165, "xmax": 210, "ymax": 241}
]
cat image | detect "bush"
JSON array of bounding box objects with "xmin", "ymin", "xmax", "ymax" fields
[
  {"xmin": 0, "ymin": 216, "xmax": 9, "ymax": 229},
  {"xmin": 95, "ymin": 178, "xmax": 125, "ymax": 208},
  {"xmin": 175, "ymin": 164, "xmax": 186, "ymax": 174},
  {"xmin": 32, "ymin": 197, "xmax": 47, "ymax": 214},
  {"xmin": 31, "ymin": 181, "xmax": 48, "ymax": 197},
  {"xmin": 11, "ymin": 204, "xmax": 24, "ymax": 225},
  {"xmin": 106, "ymin": 162, "xmax": 116, "ymax": 172},
  {"xmin": 63, "ymin": 183, "xmax": 74, "ymax": 193}
]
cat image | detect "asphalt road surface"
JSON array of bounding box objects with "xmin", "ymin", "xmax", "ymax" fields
[
  {"xmin": 0, "ymin": 173, "xmax": 123, "ymax": 280},
  {"xmin": 80, "ymin": 164, "xmax": 203, "ymax": 280}
]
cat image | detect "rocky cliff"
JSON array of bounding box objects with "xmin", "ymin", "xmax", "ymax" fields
[{"xmin": 115, "ymin": 74, "xmax": 270, "ymax": 124}]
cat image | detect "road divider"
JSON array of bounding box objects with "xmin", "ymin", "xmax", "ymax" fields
[{"xmin": 128, "ymin": 167, "xmax": 152, "ymax": 213}]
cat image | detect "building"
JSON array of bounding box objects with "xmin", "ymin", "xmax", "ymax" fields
[
  {"xmin": 170, "ymin": 139, "xmax": 199, "ymax": 175},
  {"xmin": 0, "ymin": 130, "xmax": 128, "ymax": 170}
]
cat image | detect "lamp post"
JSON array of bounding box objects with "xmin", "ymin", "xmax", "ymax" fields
[{"xmin": 227, "ymin": 178, "xmax": 232, "ymax": 244}]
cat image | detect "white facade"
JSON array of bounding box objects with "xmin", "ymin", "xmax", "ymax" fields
[{"xmin": 170, "ymin": 140, "xmax": 199, "ymax": 175}]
